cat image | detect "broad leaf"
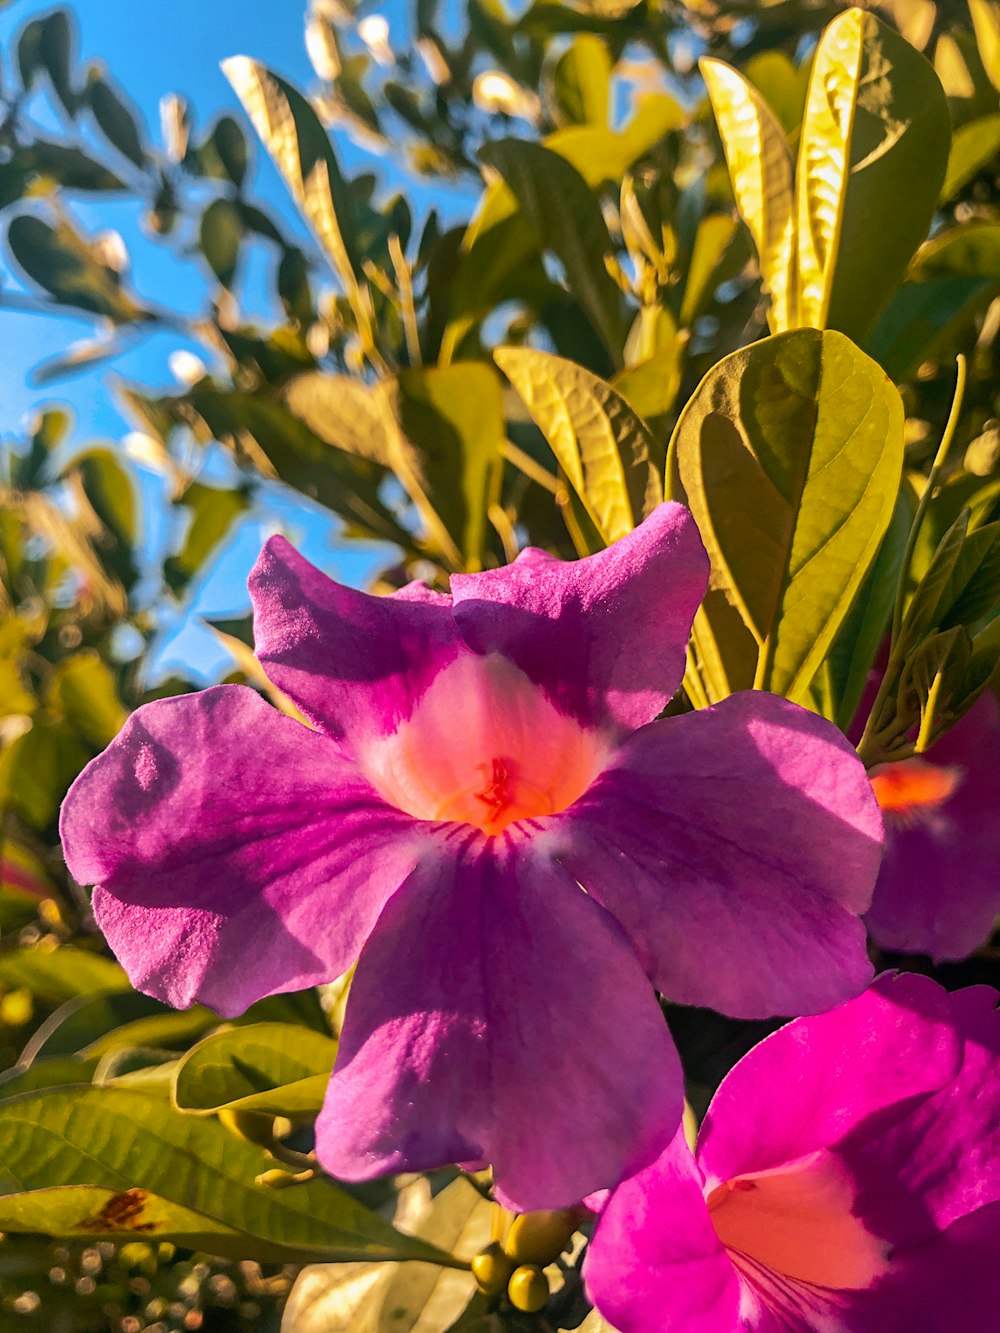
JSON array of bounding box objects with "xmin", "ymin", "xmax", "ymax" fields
[
  {"xmin": 496, "ymin": 346, "xmax": 662, "ymax": 546},
  {"xmin": 0, "ymin": 1087, "xmax": 456, "ymax": 1265},
  {"xmin": 552, "ymin": 35, "xmax": 612, "ymax": 127},
  {"xmin": 701, "ymin": 57, "xmax": 796, "ymax": 332},
  {"xmin": 8, "ymin": 214, "xmax": 145, "ymax": 322},
  {"xmin": 795, "ymin": 8, "xmax": 951, "ymax": 340},
  {"xmin": 172, "ymin": 1022, "xmax": 336, "ymax": 1116},
  {"xmin": 669, "ymin": 328, "xmax": 904, "ymax": 703}
]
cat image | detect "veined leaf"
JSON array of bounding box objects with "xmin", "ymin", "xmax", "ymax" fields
[
  {"xmin": 669, "ymin": 328, "xmax": 904, "ymax": 704},
  {"xmin": 701, "ymin": 57, "xmax": 796, "ymax": 332},
  {"xmin": 172, "ymin": 1022, "xmax": 336, "ymax": 1116},
  {"xmin": 0, "ymin": 1087, "xmax": 457, "ymax": 1266},
  {"xmin": 496, "ymin": 346, "xmax": 662, "ymax": 546},
  {"xmin": 223, "ymin": 59, "xmax": 363, "ymax": 305},
  {"xmin": 795, "ymin": 8, "xmax": 950, "ymax": 340},
  {"xmin": 283, "ymin": 373, "xmax": 396, "ymax": 465}
]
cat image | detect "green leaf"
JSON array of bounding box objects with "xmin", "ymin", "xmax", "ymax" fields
[
  {"xmin": 164, "ymin": 480, "xmax": 250, "ymax": 594},
  {"xmin": 970, "ymin": 0, "xmax": 1000, "ymax": 92},
  {"xmin": 0, "ymin": 1056, "xmax": 99, "ymax": 1100},
  {"xmin": 71, "ymin": 446, "xmax": 139, "ymax": 590},
  {"xmin": 669, "ymin": 328, "xmax": 904, "ymax": 703},
  {"xmin": 28, "ymin": 140, "xmax": 125, "ymax": 192},
  {"xmin": 480, "ymin": 140, "xmax": 625, "ymax": 363},
  {"xmin": 941, "ymin": 112, "xmax": 1000, "ymax": 200},
  {"xmin": 172, "ymin": 1022, "xmax": 336, "ymax": 1116},
  {"xmin": 19, "ymin": 12, "xmax": 76, "ymax": 114},
  {"xmin": 7, "ymin": 214, "xmax": 145, "ymax": 321},
  {"xmin": 49, "ymin": 651, "xmax": 126, "ymax": 747},
  {"xmin": 0, "ymin": 1087, "xmax": 457, "ymax": 1265},
  {"xmin": 701, "ymin": 57, "xmax": 796, "ymax": 332},
  {"xmin": 382, "ymin": 362, "xmax": 505, "ymax": 570},
  {"xmin": 19, "ymin": 989, "xmax": 199, "ymax": 1064},
  {"xmin": 283, "ymin": 372, "xmax": 395, "ymax": 465},
  {"xmin": 0, "ymin": 722, "xmax": 90, "ymax": 829},
  {"xmin": 87, "ymin": 75, "xmax": 148, "ymax": 169},
  {"xmin": 676, "ymin": 213, "xmax": 746, "ymax": 328},
  {"xmin": 223, "ymin": 58, "xmax": 362, "ymax": 298},
  {"xmin": 496, "ymin": 346, "xmax": 662, "ymax": 546},
  {"xmin": 199, "ymin": 196, "xmax": 244, "ymax": 288},
  {"xmin": 0, "ymin": 946, "xmax": 127, "ymax": 1006},
  {"xmin": 830, "ymin": 486, "xmax": 913, "ymax": 730},
  {"xmin": 552, "ymin": 35, "xmax": 612, "ymax": 127},
  {"xmin": 795, "ymin": 8, "xmax": 951, "ymax": 340}
]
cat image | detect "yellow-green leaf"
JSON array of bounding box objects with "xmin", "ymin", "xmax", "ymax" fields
[
  {"xmin": 795, "ymin": 8, "xmax": 951, "ymax": 339},
  {"xmin": 701, "ymin": 57, "xmax": 796, "ymax": 332},
  {"xmin": 669, "ymin": 328, "xmax": 904, "ymax": 704},
  {"xmin": 496, "ymin": 346, "xmax": 661, "ymax": 546}
]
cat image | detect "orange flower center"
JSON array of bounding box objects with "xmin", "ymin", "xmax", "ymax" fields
[
  {"xmin": 706, "ymin": 1151, "xmax": 891, "ymax": 1291},
  {"xmin": 361, "ymin": 651, "xmax": 609, "ymax": 835},
  {"xmin": 869, "ymin": 759, "xmax": 962, "ymax": 823}
]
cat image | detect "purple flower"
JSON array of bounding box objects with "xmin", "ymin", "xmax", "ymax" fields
[
  {"xmin": 59, "ymin": 504, "xmax": 882, "ymax": 1210},
  {"xmin": 585, "ymin": 972, "xmax": 1000, "ymax": 1332},
  {"xmin": 866, "ymin": 692, "xmax": 1000, "ymax": 961}
]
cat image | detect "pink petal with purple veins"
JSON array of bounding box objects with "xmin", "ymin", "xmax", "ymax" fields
[
  {"xmin": 450, "ymin": 502, "xmax": 709, "ymax": 732},
  {"xmin": 60, "ymin": 686, "xmax": 426, "ymax": 1016},
  {"xmin": 315, "ymin": 829, "xmax": 682, "ymax": 1211},
  {"xmin": 543, "ymin": 692, "xmax": 883, "ymax": 1019}
]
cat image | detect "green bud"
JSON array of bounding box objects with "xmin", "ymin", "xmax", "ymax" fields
[
  {"xmin": 471, "ymin": 1241, "xmax": 515, "ymax": 1297},
  {"xmin": 506, "ymin": 1208, "xmax": 579, "ymax": 1266},
  {"xmin": 507, "ymin": 1264, "xmax": 548, "ymax": 1314}
]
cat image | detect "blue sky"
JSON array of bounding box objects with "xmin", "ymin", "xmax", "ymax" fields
[{"xmin": 0, "ymin": 0, "xmax": 467, "ymax": 679}]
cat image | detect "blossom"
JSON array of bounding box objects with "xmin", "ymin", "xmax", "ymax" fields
[
  {"xmin": 865, "ymin": 691, "xmax": 1000, "ymax": 961},
  {"xmin": 585, "ymin": 972, "xmax": 1000, "ymax": 1332},
  {"xmin": 59, "ymin": 504, "xmax": 882, "ymax": 1211}
]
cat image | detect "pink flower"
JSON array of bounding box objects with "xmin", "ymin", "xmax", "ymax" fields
[
  {"xmin": 59, "ymin": 504, "xmax": 882, "ymax": 1210},
  {"xmin": 866, "ymin": 692, "xmax": 1000, "ymax": 960},
  {"xmin": 585, "ymin": 972, "xmax": 1000, "ymax": 1332}
]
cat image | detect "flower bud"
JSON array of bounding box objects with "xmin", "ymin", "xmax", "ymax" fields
[
  {"xmin": 507, "ymin": 1264, "xmax": 548, "ymax": 1314},
  {"xmin": 505, "ymin": 1208, "xmax": 580, "ymax": 1266},
  {"xmin": 471, "ymin": 1241, "xmax": 515, "ymax": 1297}
]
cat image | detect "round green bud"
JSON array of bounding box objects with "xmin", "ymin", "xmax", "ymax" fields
[
  {"xmin": 505, "ymin": 1208, "xmax": 579, "ymax": 1267},
  {"xmin": 507, "ymin": 1264, "xmax": 548, "ymax": 1314},
  {"xmin": 471, "ymin": 1241, "xmax": 515, "ymax": 1297}
]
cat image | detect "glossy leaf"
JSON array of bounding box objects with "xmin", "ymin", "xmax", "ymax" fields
[
  {"xmin": 496, "ymin": 346, "xmax": 662, "ymax": 546},
  {"xmin": 223, "ymin": 58, "xmax": 362, "ymax": 298},
  {"xmin": 0, "ymin": 1087, "xmax": 457, "ymax": 1265},
  {"xmin": 670, "ymin": 328, "xmax": 904, "ymax": 703},
  {"xmin": 701, "ymin": 57, "xmax": 796, "ymax": 332},
  {"xmin": 795, "ymin": 8, "xmax": 951, "ymax": 340},
  {"xmin": 172, "ymin": 1022, "xmax": 336, "ymax": 1116}
]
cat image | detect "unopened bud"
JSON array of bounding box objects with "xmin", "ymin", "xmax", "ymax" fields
[
  {"xmin": 507, "ymin": 1264, "xmax": 548, "ymax": 1314},
  {"xmin": 505, "ymin": 1208, "xmax": 580, "ymax": 1267},
  {"xmin": 471, "ymin": 1241, "xmax": 515, "ymax": 1297}
]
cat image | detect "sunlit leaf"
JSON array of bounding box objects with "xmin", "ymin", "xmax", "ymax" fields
[
  {"xmin": 941, "ymin": 112, "xmax": 1000, "ymax": 200},
  {"xmin": 669, "ymin": 328, "xmax": 904, "ymax": 704},
  {"xmin": 552, "ymin": 35, "xmax": 612, "ymax": 127},
  {"xmin": 795, "ymin": 8, "xmax": 951, "ymax": 340},
  {"xmin": 0, "ymin": 1087, "xmax": 457, "ymax": 1265},
  {"xmin": 172, "ymin": 1022, "xmax": 336, "ymax": 1117},
  {"xmin": 164, "ymin": 480, "xmax": 250, "ymax": 594},
  {"xmin": 0, "ymin": 946, "xmax": 128, "ymax": 1007},
  {"xmin": 496, "ymin": 346, "xmax": 662, "ymax": 545},
  {"xmin": 701, "ymin": 57, "xmax": 796, "ymax": 332}
]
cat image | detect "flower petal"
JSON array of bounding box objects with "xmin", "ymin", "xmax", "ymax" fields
[
  {"xmin": 315, "ymin": 830, "xmax": 682, "ymax": 1211},
  {"xmin": 867, "ymin": 694, "xmax": 1000, "ymax": 961},
  {"xmin": 585, "ymin": 1128, "xmax": 742, "ymax": 1333},
  {"xmin": 544, "ymin": 691, "xmax": 883, "ymax": 1018},
  {"xmin": 60, "ymin": 685, "xmax": 423, "ymax": 1016},
  {"xmin": 697, "ymin": 973, "xmax": 964, "ymax": 1188},
  {"xmin": 842, "ymin": 984, "xmax": 1000, "ymax": 1245},
  {"xmin": 848, "ymin": 1205, "xmax": 1000, "ymax": 1333},
  {"xmin": 250, "ymin": 536, "xmax": 463, "ymax": 748},
  {"xmin": 450, "ymin": 503, "xmax": 709, "ymax": 731}
]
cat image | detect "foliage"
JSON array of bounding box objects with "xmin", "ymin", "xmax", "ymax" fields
[{"xmin": 2, "ymin": 0, "xmax": 1000, "ymax": 1328}]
